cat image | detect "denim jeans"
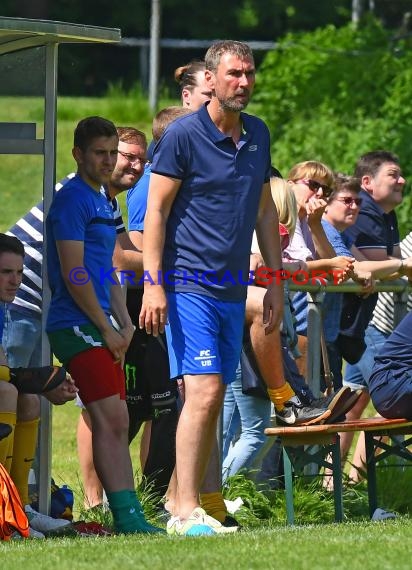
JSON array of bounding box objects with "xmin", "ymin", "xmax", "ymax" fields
[
  {"xmin": 222, "ymin": 364, "xmax": 271, "ymax": 483},
  {"xmin": 343, "ymin": 325, "xmax": 389, "ymax": 391},
  {"xmin": 2, "ymin": 308, "xmax": 42, "ymax": 367}
]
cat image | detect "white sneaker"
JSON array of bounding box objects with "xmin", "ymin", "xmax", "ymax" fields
[
  {"xmin": 11, "ymin": 526, "xmax": 45, "ymax": 539},
  {"xmin": 29, "ymin": 526, "xmax": 46, "ymax": 539},
  {"xmin": 174, "ymin": 507, "xmax": 238, "ymax": 536},
  {"xmin": 166, "ymin": 515, "xmax": 180, "ymax": 536},
  {"xmin": 25, "ymin": 505, "xmax": 71, "ymax": 534}
]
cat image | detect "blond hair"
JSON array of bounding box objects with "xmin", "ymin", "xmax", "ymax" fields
[
  {"xmin": 270, "ymin": 177, "xmax": 297, "ymax": 240},
  {"xmin": 152, "ymin": 106, "xmax": 192, "ymax": 142},
  {"xmin": 287, "ymin": 160, "xmax": 335, "ymax": 189}
]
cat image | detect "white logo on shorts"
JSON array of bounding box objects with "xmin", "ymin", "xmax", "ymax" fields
[{"xmin": 194, "ymin": 349, "xmax": 216, "ymax": 367}]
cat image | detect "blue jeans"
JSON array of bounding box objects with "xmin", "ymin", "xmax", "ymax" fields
[
  {"xmin": 2, "ymin": 309, "xmax": 42, "ymax": 367},
  {"xmin": 222, "ymin": 364, "xmax": 271, "ymax": 482},
  {"xmin": 343, "ymin": 325, "xmax": 389, "ymax": 391}
]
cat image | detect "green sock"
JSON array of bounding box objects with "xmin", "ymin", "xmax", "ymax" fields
[{"xmin": 106, "ymin": 490, "xmax": 163, "ymax": 534}]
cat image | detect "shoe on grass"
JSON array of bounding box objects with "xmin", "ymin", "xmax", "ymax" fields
[
  {"xmin": 173, "ymin": 507, "xmax": 237, "ymax": 536},
  {"xmin": 11, "ymin": 526, "xmax": 45, "ymax": 539},
  {"xmin": 166, "ymin": 515, "xmax": 180, "ymax": 536},
  {"xmin": 25, "ymin": 504, "xmax": 71, "ymax": 534}
]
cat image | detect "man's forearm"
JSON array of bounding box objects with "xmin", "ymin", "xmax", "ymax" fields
[{"xmin": 142, "ymin": 209, "xmax": 167, "ymax": 286}]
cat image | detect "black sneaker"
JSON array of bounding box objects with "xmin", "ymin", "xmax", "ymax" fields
[{"xmin": 275, "ymin": 396, "xmax": 331, "ymax": 426}]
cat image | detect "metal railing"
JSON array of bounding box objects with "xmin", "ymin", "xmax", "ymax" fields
[{"xmin": 288, "ymin": 278, "xmax": 411, "ymax": 396}]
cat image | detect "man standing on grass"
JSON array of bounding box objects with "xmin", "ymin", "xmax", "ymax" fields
[
  {"xmin": 140, "ymin": 40, "xmax": 283, "ymax": 536},
  {"xmin": 46, "ymin": 116, "xmax": 162, "ymax": 535}
]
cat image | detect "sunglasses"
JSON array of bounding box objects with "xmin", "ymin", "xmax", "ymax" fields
[
  {"xmin": 335, "ymin": 197, "xmax": 362, "ymax": 207},
  {"xmin": 298, "ymin": 178, "xmax": 334, "ymax": 199}
]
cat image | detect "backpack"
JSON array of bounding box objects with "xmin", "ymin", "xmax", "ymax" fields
[{"xmin": 0, "ymin": 463, "xmax": 29, "ymax": 540}]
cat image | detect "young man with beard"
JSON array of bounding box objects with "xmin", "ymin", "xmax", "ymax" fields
[{"xmin": 46, "ymin": 117, "xmax": 162, "ymax": 535}]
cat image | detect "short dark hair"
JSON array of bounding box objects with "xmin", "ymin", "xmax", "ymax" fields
[
  {"xmin": 0, "ymin": 233, "xmax": 24, "ymax": 258},
  {"xmin": 355, "ymin": 150, "xmax": 400, "ymax": 179},
  {"xmin": 116, "ymin": 127, "xmax": 147, "ymax": 149},
  {"xmin": 328, "ymin": 174, "xmax": 361, "ymax": 202},
  {"xmin": 74, "ymin": 116, "xmax": 117, "ymax": 151},
  {"xmin": 205, "ymin": 40, "xmax": 254, "ymax": 73}
]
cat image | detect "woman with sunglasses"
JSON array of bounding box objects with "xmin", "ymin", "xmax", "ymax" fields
[
  {"xmin": 284, "ymin": 161, "xmax": 355, "ymax": 379},
  {"xmin": 294, "ymin": 174, "xmax": 410, "ymax": 389}
]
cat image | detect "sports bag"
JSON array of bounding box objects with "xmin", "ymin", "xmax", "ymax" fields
[{"xmin": 0, "ymin": 463, "xmax": 29, "ymax": 540}]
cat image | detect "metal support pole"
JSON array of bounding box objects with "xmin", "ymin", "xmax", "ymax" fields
[
  {"xmin": 149, "ymin": 0, "xmax": 161, "ymax": 112},
  {"xmin": 306, "ymin": 289, "xmax": 325, "ymax": 397},
  {"xmin": 38, "ymin": 41, "xmax": 58, "ymax": 516}
]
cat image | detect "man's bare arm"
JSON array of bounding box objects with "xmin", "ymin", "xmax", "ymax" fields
[{"xmin": 139, "ymin": 173, "xmax": 181, "ymax": 336}]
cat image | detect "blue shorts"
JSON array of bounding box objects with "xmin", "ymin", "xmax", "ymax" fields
[
  {"xmin": 165, "ymin": 292, "xmax": 245, "ymax": 384},
  {"xmin": 369, "ymin": 368, "xmax": 412, "ymax": 419}
]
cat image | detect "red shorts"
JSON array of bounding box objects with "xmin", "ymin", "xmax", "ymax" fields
[{"xmin": 68, "ymin": 347, "xmax": 126, "ymax": 405}]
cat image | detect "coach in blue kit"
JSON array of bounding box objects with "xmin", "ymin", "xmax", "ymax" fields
[{"xmin": 140, "ymin": 40, "xmax": 283, "ymax": 536}]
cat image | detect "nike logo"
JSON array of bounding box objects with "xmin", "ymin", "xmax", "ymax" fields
[
  {"xmin": 129, "ymin": 508, "xmax": 136, "ymax": 514},
  {"xmin": 24, "ymin": 457, "xmax": 34, "ymax": 462}
]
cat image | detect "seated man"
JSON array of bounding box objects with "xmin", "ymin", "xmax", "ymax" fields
[
  {"xmin": 368, "ymin": 310, "xmax": 412, "ymax": 419},
  {"xmin": 0, "ymin": 233, "xmax": 77, "ymax": 538}
]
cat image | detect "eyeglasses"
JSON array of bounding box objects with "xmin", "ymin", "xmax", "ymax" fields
[
  {"xmin": 335, "ymin": 197, "xmax": 362, "ymax": 207},
  {"xmin": 298, "ymin": 178, "xmax": 334, "ymax": 199},
  {"xmin": 118, "ymin": 150, "xmax": 147, "ymax": 167}
]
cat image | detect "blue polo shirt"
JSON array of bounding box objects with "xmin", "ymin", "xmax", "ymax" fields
[
  {"xmin": 339, "ymin": 189, "xmax": 400, "ymax": 339},
  {"xmin": 46, "ymin": 174, "xmax": 117, "ymax": 331},
  {"xmin": 151, "ymin": 102, "xmax": 271, "ymax": 301},
  {"xmin": 127, "ymin": 163, "xmax": 151, "ymax": 232},
  {"xmin": 370, "ymin": 311, "xmax": 412, "ymax": 391}
]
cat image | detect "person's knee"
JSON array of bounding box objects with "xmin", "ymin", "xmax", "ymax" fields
[
  {"xmin": 0, "ymin": 381, "xmax": 18, "ymax": 410},
  {"xmin": 245, "ymin": 292, "xmax": 264, "ymax": 326},
  {"xmin": 185, "ymin": 376, "xmax": 224, "ymax": 417},
  {"xmin": 88, "ymin": 399, "xmax": 130, "ymax": 437},
  {"xmin": 16, "ymin": 393, "xmax": 40, "ymax": 420}
]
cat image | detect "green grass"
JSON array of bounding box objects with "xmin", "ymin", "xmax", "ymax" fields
[
  {"xmin": 3, "ymin": 92, "xmax": 412, "ymax": 565},
  {"xmin": 2, "ymin": 520, "xmax": 412, "ymax": 570},
  {"xmin": 0, "ymin": 91, "xmax": 176, "ymax": 233}
]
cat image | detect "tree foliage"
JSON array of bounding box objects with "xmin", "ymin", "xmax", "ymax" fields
[{"xmin": 254, "ymin": 18, "xmax": 412, "ymax": 237}]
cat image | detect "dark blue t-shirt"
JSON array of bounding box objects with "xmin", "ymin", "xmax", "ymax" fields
[
  {"xmin": 340, "ymin": 189, "xmax": 399, "ymax": 339},
  {"xmin": 151, "ymin": 102, "xmax": 271, "ymax": 301},
  {"xmin": 370, "ymin": 311, "xmax": 412, "ymax": 385}
]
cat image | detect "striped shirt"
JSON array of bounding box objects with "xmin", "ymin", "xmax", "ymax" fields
[
  {"xmin": 7, "ymin": 173, "xmax": 125, "ymax": 317},
  {"xmin": 370, "ymin": 231, "xmax": 412, "ymax": 335}
]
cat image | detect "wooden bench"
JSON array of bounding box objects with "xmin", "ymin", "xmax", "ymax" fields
[{"xmin": 264, "ymin": 417, "xmax": 412, "ymax": 524}]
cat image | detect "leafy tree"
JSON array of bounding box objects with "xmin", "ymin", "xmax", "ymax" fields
[{"xmin": 254, "ymin": 18, "xmax": 412, "ymax": 237}]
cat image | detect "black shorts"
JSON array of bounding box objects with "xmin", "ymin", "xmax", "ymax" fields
[{"xmin": 124, "ymin": 289, "xmax": 177, "ymax": 441}]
